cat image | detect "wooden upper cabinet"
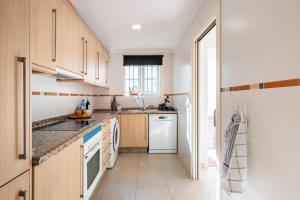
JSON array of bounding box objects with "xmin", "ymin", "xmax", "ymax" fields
[
  {"xmin": 30, "ymin": 0, "xmax": 56, "ymax": 71},
  {"xmin": 33, "ymin": 138, "xmax": 83, "ymax": 200},
  {"xmin": 83, "ymin": 30, "xmax": 97, "ymax": 83},
  {"xmin": 120, "ymin": 114, "xmax": 148, "ymax": 147},
  {"xmin": 103, "ymin": 51, "xmax": 110, "ymax": 86},
  {"xmin": 30, "ymin": 0, "xmax": 109, "ymax": 87},
  {"xmin": 0, "ymin": 171, "xmax": 30, "ymax": 200},
  {"xmin": 0, "ymin": 0, "xmax": 30, "ymax": 187},
  {"xmin": 96, "ymin": 43, "xmax": 110, "ymax": 87},
  {"xmin": 55, "ymin": 0, "xmax": 83, "ymax": 75}
]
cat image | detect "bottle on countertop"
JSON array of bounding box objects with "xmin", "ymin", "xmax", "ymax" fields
[
  {"xmin": 80, "ymin": 99, "xmax": 86, "ymax": 110},
  {"xmin": 111, "ymin": 96, "xmax": 118, "ymax": 111},
  {"xmin": 86, "ymin": 98, "xmax": 91, "ymax": 110}
]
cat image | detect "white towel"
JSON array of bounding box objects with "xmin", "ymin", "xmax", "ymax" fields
[{"xmin": 223, "ymin": 105, "xmax": 248, "ymax": 193}]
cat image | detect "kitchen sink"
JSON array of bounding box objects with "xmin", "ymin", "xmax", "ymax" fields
[
  {"xmin": 126, "ymin": 109, "xmax": 144, "ymax": 112},
  {"xmin": 126, "ymin": 109, "xmax": 159, "ymax": 112}
]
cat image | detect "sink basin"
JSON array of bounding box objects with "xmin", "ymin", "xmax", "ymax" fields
[
  {"xmin": 145, "ymin": 109, "xmax": 159, "ymax": 112},
  {"xmin": 126, "ymin": 109, "xmax": 144, "ymax": 112},
  {"xmin": 126, "ymin": 109, "xmax": 159, "ymax": 112}
]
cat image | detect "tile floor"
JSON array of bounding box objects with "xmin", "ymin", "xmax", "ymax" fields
[{"xmin": 92, "ymin": 153, "xmax": 219, "ymax": 200}]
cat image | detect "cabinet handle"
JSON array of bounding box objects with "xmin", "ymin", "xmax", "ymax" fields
[
  {"xmin": 85, "ymin": 41, "xmax": 88, "ymax": 75},
  {"xmin": 80, "ymin": 145, "xmax": 84, "ymax": 198},
  {"xmin": 81, "ymin": 37, "xmax": 85, "ymax": 73},
  {"xmin": 52, "ymin": 9, "xmax": 57, "ymax": 62},
  {"xmin": 144, "ymin": 116, "xmax": 147, "ymax": 140},
  {"xmin": 18, "ymin": 57, "xmax": 27, "ymax": 160},
  {"xmin": 96, "ymin": 52, "xmax": 100, "ymax": 80},
  {"xmin": 105, "ymin": 61, "xmax": 108, "ymax": 84},
  {"xmin": 18, "ymin": 190, "xmax": 27, "ymax": 200},
  {"xmin": 213, "ymin": 109, "xmax": 216, "ymax": 127}
]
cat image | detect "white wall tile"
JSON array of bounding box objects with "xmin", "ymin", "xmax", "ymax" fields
[
  {"xmin": 249, "ymin": 0, "xmax": 300, "ymax": 83},
  {"xmin": 221, "ymin": 0, "xmax": 300, "ymax": 198},
  {"xmin": 221, "ymin": 0, "xmax": 251, "ymax": 87},
  {"xmin": 173, "ymin": 0, "xmax": 218, "ymax": 175},
  {"xmin": 32, "ymin": 74, "xmax": 97, "ymax": 121}
]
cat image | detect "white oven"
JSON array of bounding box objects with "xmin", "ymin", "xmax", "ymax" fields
[{"xmin": 83, "ymin": 125, "xmax": 103, "ymax": 200}]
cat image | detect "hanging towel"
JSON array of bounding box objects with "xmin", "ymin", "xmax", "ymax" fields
[
  {"xmin": 222, "ymin": 112, "xmax": 241, "ymax": 177},
  {"xmin": 223, "ymin": 105, "xmax": 248, "ymax": 193}
]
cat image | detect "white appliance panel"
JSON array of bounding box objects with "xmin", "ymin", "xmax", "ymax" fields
[{"xmin": 149, "ymin": 114, "xmax": 177, "ymax": 153}]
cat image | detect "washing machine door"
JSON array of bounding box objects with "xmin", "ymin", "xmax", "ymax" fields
[{"xmin": 112, "ymin": 122, "xmax": 120, "ymax": 152}]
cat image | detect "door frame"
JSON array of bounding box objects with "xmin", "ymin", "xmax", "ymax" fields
[{"xmin": 191, "ymin": 12, "xmax": 221, "ymax": 181}]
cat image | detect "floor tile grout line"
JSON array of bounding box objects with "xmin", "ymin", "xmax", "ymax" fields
[
  {"xmin": 164, "ymin": 166, "xmax": 175, "ymax": 200},
  {"xmin": 135, "ymin": 153, "xmax": 140, "ymax": 200}
]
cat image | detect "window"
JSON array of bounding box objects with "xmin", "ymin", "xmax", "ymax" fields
[{"xmin": 125, "ymin": 65, "xmax": 160, "ymax": 95}]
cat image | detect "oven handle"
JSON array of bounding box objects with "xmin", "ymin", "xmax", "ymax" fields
[
  {"xmin": 80, "ymin": 144, "xmax": 84, "ymax": 198},
  {"xmin": 84, "ymin": 142, "xmax": 101, "ymax": 160}
]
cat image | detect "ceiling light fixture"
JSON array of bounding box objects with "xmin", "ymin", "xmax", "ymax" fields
[{"xmin": 132, "ymin": 24, "xmax": 141, "ymax": 30}]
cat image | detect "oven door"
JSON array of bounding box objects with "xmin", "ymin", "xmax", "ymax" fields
[{"xmin": 83, "ymin": 140, "xmax": 102, "ymax": 199}]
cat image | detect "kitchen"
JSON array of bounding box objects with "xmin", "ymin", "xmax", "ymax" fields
[
  {"xmin": 1, "ymin": 0, "xmax": 213, "ymax": 200},
  {"xmin": 4, "ymin": 0, "xmax": 300, "ymax": 199}
]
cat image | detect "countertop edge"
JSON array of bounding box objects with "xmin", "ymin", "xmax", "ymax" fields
[
  {"xmin": 32, "ymin": 110, "xmax": 177, "ymax": 166},
  {"xmin": 32, "ymin": 113, "xmax": 116, "ymax": 166}
]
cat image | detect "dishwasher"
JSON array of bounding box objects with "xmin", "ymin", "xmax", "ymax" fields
[{"xmin": 149, "ymin": 114, "xmax": 177, "ymax": 153}]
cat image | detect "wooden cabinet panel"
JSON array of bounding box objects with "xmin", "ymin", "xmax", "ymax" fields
[
  {"xmin": 0, "ymin": 171, "xmax": 30, "ymax": 200},
  {"xmin": 56, "ymin": 0, "xmax": 83, "ymax": 74},
  {"xmin": 96, "ymin": 44, "xmax": 110, "ymax": 87},
  {"xmin": 30, "ymin": 0, "xmax": 56, "ymax": 71},
  {"xmin": 30, "ymin": 0, "xmax": 110, "ymax": 87},
  {"xmin": 83, "ymin": 30, "xmax": 97, "ymax": 83},
  {"xmin": 0, "ymin": 0, "xmax": 30, "ymax": 186},
  {"xmin": 33, "ymin": 138, "xmax": 83, "ymax": 200},
  {"xmin": 120, "ymin": 114, "xmax": 148, "ymax": 147}
]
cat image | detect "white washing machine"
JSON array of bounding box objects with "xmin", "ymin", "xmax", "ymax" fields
[{"xmin": 108, "ymin": 117, "xmax": 120, "ymax": 168}]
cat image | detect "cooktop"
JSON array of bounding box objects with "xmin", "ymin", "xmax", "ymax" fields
[{"xmin": 34, "ymin": 119, "xmax": 97, "ymax": 131}]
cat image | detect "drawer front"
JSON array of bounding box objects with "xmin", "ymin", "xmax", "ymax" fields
[
  {"xmin": 102, "ymin": 120, "xmax": 110, "ymax": 134},
  {"xmin": 102, "ymin": 133, "xmax": 111, "ymax": 151},
  {"xmin": 101, "ymin": 132, "xmax": 110, "ymax": 141},
  {"xmin": 0, "ymin": 171, "xmax": 30, "ymax": 200}
]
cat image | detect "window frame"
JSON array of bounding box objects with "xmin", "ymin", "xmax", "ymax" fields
[{"xmin": 124, "ymin": 65, "xmax": 161, "ymax": 96}]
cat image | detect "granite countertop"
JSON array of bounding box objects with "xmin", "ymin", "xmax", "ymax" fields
[
  {"xmin": 32, "ymin": 112, "xmax": 116, "ymax": 166},
  {"xmin": 118, "ymin": 108, "xmax": 178, "ymax": 114},
  {"xmin": 32, "ymin": 109, "xmax": 177, "ymax": 166}
]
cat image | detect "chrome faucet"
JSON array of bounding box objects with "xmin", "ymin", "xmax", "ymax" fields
[{"xmin": 135, "ymin": 95, "xmax": 145, "ymax": 110}]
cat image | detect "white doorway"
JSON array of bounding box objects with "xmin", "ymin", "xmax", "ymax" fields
[
  {"xmin": 198, "ymin": 25, "xmax": 217, "ymax": 169},
  {"xmin": 192, "ymin": 19, "xmax": 221, "ymax": 199}
]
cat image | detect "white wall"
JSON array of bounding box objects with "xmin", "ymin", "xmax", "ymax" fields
[
  {"xmin": 221, "ymin": 0, "xmax": 300, "ymax": 199},
  {"xmin": 32, "ymin": 74, "xmax": 98, "ymax": 121},
  {"xmin": 173, "ymin": 0, "xmax": 217, "ymax": 175},
  {"xmin": 95, "ymin": 49, "xmax": 174, "ymax": 109}
]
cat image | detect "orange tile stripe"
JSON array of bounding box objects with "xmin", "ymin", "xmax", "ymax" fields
[
  {"xmin": 221, "ymin": 78, "xmax": 300, "ymax": 92},
  {"xmin": 32, "ymin": 91, "xmax": 99, "ymax": 97},
  {"xmin": 164, "ymin": 93, "xmax": 189, "ymax": 96},
  {"xmin": 32, "ymin": 91, "xmax": 190, "ymax": 97}
]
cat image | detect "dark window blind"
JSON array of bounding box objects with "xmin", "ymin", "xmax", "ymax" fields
[{"xmin": 123, "ymin": 55, "xmax": 163, "ymax": 66}]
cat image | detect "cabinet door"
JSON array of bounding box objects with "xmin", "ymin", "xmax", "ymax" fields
[
  {"xmin": 95, "ymin": 45, "xmax": 104, "ymax": 85},
  {"xmin": 0, "ymin": 0, "xmax": 30, "ymax": 186},
  {"xmin": 120, "ymin": 114, "xmax": 148, "ymax": 147},
  {"xmin": 30, "ymin": 0, "xmax": 56, "ymax": 71},
  {"xmin": 101, "ymin": 51, "xmax": 110, "ymax": 86},
  {"xmin": 95, "ymin": 43, "xmax": 101, "ymax": 84},
  {"xmin": 56, "ymin": 0, "xmax": 83, "ymax": 74},
  {"xmin": 103, "ymin": 52, "xmax": 110, "ymax": 86},
  {"xmin": 33, "ymin": 138, "xmax": 83, "ymax": 200},
  {"xmin": 0, "ymin": 171, "xmax": 30, "ymax": 200},
  {"xmin": 96, "ymin": 45, "xmax": 109, "ymax": 87},
  {"xmin": 83, "ymin": 31, "xmax": 97, "ymax": 83}
]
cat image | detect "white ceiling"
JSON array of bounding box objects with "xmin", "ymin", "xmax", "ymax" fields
[{"xmin": 71, "ymin": 0, "xmax": 204, "ymax": 51}]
